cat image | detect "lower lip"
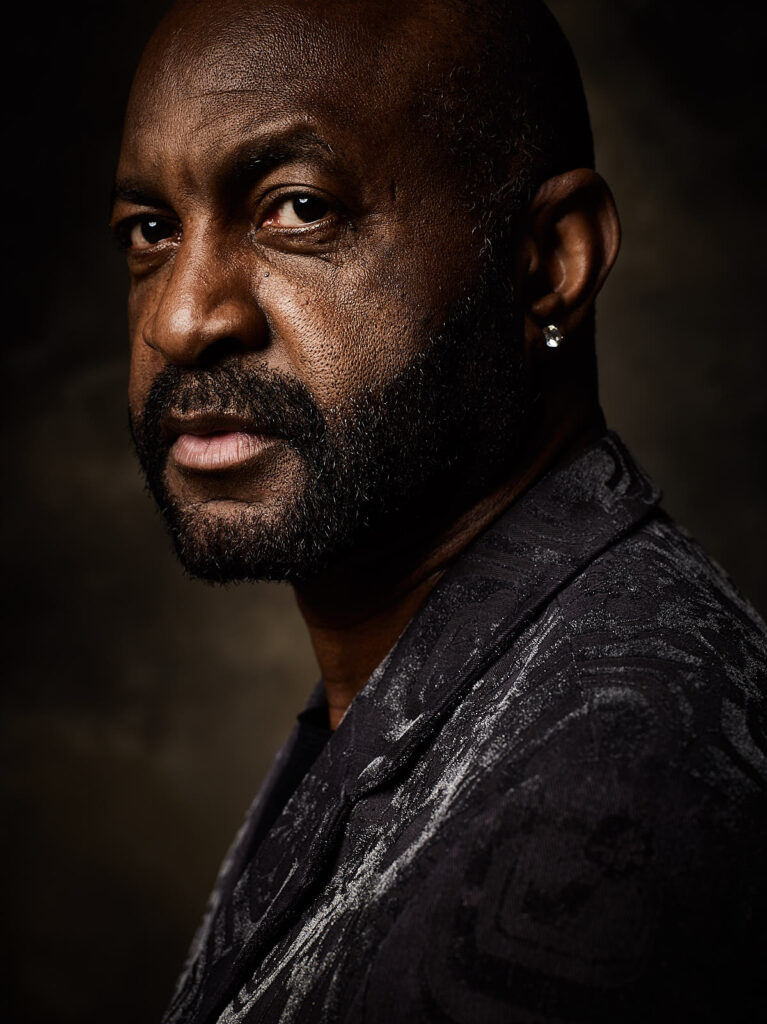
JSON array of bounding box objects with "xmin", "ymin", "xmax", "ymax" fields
[{"xmin": 171, "ymin": 431, "xmax": 273, "ymax": 471}]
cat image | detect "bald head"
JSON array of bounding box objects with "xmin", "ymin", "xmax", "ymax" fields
[
  {"xmin": 113, "ymin": 0, "xmax": 618, "ymax": 583},
  {"xmin": 133, "ymin": 0, "xmax": 593, "ymax": 229}
]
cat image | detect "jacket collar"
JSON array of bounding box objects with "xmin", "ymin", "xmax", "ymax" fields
[{"xmin": 166, "ymin": 431, "xmax": 661, "ymax": 1024}]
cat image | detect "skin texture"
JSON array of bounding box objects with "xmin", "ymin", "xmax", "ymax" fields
[{"xmin": 112, "ymin": 0, "xmax": 620, "ymax": 728}]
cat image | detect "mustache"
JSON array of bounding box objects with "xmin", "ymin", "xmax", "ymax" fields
[{"xmin": 131, "ymin": 361, "xmax": 327, "ymax": 454}]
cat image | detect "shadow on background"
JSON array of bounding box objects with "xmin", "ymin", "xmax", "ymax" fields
[{"xmin": 2, "ymin": 1, "xmax": 765, "ymax": 1021}]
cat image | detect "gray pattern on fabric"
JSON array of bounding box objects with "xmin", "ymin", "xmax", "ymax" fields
[{"xmin": 163, "ymin": 433, "xmax": 767, "ymax": 1024}]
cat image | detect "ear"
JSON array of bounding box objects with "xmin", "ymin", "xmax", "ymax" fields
[{"xmin": 516, "ymin": 169, "xmax": 621, "ymax": 351}]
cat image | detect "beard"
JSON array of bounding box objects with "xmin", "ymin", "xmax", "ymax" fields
[{"xmin": 130, "ymin": 269, "xmax": 535, "ymax": 585}]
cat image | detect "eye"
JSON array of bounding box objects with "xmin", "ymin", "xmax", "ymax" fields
[
  {"xmin": 120, "ymin": 215, "xmax": 177, "ymax": 250},
  {"xmin": 261, "ymin": 194, "xmax": 332, "ymax": 229}
]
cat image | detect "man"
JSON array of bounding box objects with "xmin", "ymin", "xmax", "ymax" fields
[{"xmin": 111, "ymin": 0, "xmax": 767, "ymax": 1020}]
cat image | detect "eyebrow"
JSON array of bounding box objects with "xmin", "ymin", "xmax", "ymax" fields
[
  {"xmin": 110, "ymin": 182, "xmax": 169, "ymax": 209},
  {"xmin": 110, "ymin": 129, "xmax": 337, "ymax": 214},
  {"xmin": 229, "ymin": 131, "xmax": 335, "ymax": 182}
]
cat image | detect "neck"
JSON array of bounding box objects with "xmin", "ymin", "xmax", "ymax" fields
[{"xmin": 294, "ymin": 407, "xmax": 603, "ymax": 729}]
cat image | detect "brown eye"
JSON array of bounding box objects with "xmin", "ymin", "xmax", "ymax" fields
[
  {"xmin": 262, "ymin": 194, "xmax": 332, "ymax": 228},
  {"xmin": 127, "ymin": 216, "xmax": 176, "ymax": 249}
]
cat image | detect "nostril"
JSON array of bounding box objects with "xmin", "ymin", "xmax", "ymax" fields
[{"xmin": 196, "ymin": 336, "xmax": 247, "ymax": 368}]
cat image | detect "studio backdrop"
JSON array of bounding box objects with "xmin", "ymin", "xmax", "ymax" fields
[{"xmin": 3, "ymin": 2, "xmax": 765, "ymax": 1022}]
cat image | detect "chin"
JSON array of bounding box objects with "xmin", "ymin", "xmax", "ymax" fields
[{"xmin": 164, "ymin": 497, "xmax": 338, "ymax": 585}]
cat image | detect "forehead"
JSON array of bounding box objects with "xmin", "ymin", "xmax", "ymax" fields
[{"xmin": 125, "ymin": 0, "xmax": 465, "ymax": 152}]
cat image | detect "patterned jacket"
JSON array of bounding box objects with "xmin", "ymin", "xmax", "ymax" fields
[{"xmin": 163, "ymin": 433, "xmax": 767, "ymax": 1023}]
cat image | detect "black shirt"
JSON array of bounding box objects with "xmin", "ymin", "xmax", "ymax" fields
[
  {"xmin": 246, "ymin": 698, "xmax": 332, "ymax": 856},
  {"xmin": 164, "ymin": 433, "xmax": 767, "ymax": 1024}
]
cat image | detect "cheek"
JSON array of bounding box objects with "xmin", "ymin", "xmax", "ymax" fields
[
  {"xmin": 127, "ymin": 286, "xmax": 164, "ymax": 420},
  {"xmin": 128, "ymin": 349, "xmax": 158, "ymax": 424},
  {"xmin": 263, "ymin": 236, "xmax": 461, "ymax": 408}
]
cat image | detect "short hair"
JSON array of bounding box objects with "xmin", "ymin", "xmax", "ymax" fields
[
  {"xmin": 423, "ymin": 1, "xmax": 598, "ymax": 369},
  {"xmin": 424, "ymin": 0, "xmax": 594, "ymax": 221}
]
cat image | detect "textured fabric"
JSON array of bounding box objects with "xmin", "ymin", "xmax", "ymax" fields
[
  {"xmin": 163, "ymin": 433, "xmax": 767, "ymax": 1024},
  {"xmin": 246, "ymin": 698, "xmax": 332, "ymax": 857}
]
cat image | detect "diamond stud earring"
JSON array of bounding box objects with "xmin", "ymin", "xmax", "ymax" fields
[{"xmin": 543, "ymin": 324, "xmax": 563, "ymax": 349}]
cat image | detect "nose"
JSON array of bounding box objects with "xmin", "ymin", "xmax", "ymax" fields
[{"xmin": 141, "ymin": 233, "xmax": 267, "ymax": 366}]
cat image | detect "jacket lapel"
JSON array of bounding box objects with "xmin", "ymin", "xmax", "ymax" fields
[{"xmin": 167, "ymin": 432, "xmax": 661, "ymax": 1024}]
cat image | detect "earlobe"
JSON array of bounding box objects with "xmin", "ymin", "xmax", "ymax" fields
[{"xmin": 518, "ymin": 169, "xmax": 621, "ymax": 352}]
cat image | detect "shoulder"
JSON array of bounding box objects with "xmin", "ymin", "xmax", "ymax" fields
[
  {"xmin": 540, "ymin": 511, "xmax": 767, "ymax": 792},
  {"xmin": 440, "ymin": 508, "xmax": 767, "ymax": 834},
  {"xmin": 477, "ymin": 510, "xmax": 767, "ymax": 845},
  {"xmin": 459, "ymin": 514, "xmax": 767, "ymax": 1011},
  {"xmin": 388, "ymin": 515, "xmax": 767, "ymax": 1019},
  {"xmin": 555, "ymin": 509, "xmax": 767, "ymax": 680}
]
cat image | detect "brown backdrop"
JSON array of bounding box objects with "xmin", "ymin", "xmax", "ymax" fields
[{"xmin": 3, "ymin": 2, "xmax": 765, "ymax": 1021}]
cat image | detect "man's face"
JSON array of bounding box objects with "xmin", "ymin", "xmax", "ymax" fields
[{"xmin": 114, "ymin": 0, "xmax": 531, "ymax": 583}]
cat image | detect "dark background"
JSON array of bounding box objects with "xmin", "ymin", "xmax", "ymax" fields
[{"xmin": 3, "ymin": 1, "xmax": 766, "ymax": 1021}]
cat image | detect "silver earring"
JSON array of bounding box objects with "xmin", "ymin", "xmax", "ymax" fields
[{"xmin": 543, "ymin": 324, "xmax": 563, "ymax": 349}]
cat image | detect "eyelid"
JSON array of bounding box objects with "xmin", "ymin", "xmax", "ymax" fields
[
  {"xmin": 109, "ymin": 185, "xmax": 348, "ymax": 252},
  {"xmin": 111, "ymin": 210, "xmax": 178, "ymax": 251},
  {"xmin": 255, "ymin": 185, "xmax": 344, "ymax": 231}
]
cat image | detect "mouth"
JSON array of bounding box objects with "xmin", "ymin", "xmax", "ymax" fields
[{"xmin": 164, "ymin": 413, "xmax": 278, "ymax": 473}]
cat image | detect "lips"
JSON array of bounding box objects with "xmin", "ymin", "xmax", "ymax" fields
[{"xmin": 164, "ymin": 413, "xmax": 276, "ymax": 472}]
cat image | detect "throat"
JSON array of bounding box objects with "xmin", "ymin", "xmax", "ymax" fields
[
  {"xmin": 295, "ymin": 572, "xmax": 441, "ymax": 730},
  {"xmin": 294, "ymin": 411, "xmax": 605, "ymax": 730}
]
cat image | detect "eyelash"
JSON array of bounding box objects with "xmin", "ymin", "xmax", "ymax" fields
[
  {"xmin": 259, "ymin": 189, "xmax": 340, "ymax": 231},
  {"xmin": 113, "ymin": 216, "xmax": 177, "ymax": 251},
  {"xmin": 114, "ymin": 189, "xmax": 343, "ymax": 253}
]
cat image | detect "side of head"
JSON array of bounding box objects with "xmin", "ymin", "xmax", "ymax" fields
[
  {"xmin": 415, "ymin": 0, "xmax": 619, "ymax": 411},
  {"xmin": 112, "ymin": 0, "xmax": 619, "ymax": 584}
]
